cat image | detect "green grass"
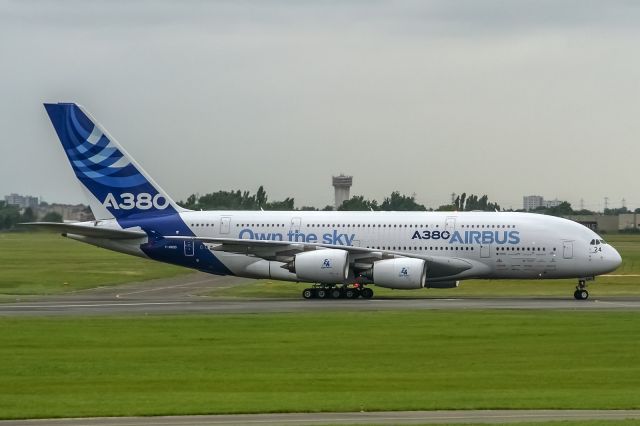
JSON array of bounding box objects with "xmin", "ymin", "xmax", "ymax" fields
[
  {"xmin": 0, "ymin": 232, "xmax": 189, "ymax": 300},
  {"xmin": 1, "ymin": 310, "xmax": 640, "ymax": 419},
  {"xmin": 352, "ymin": 423, "xmax": 640, "ymax": 426},
  {"xmin": 209, "ymin": 234, "xmax": 640, "ymax": 299},
  {"xmin": 2, "ymin": 232, "xmax": 640, "ymax": 301},
  {"xmin": 209, "ymin": 277, "xmax": 640, "ymax": 299},
  {"xmin": 337, "ymin": 422, "xmax": 640, "ymax": 426}
]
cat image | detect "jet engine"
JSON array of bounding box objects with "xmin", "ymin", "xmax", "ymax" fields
[
  {"xmin": 286, "ymin": 249, "xmax": 349, "ymax": 284},
  {"xmin": 365, "ymin": 258, "xmax": 427, "ymax": 289}
]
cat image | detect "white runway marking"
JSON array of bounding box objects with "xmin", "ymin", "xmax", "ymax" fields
[{"xmin": 602, "ymin": 274, "xmax": 640, "ymax": 277}]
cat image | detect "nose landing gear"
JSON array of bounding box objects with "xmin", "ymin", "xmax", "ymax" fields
[{"xmin": 574, "ymin": 279, "xmax": 589, "ymax": 300}]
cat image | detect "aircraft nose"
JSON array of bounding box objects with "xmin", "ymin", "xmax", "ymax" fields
[{"xmin": 607, "ymin": 246, "xmax": 622, "ymax": 272}]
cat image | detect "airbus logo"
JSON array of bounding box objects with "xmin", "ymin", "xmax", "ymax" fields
[{"xmin": 411, "ymin": 229, "xmax": 520, "ymax": 245}]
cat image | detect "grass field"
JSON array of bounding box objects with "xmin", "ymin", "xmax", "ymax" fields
[
  {"xmin": 1, "ymin": 310, "xmax": 639, "ymax": 419},
  {"xmin": 347, "ymin": 423, "xmax": 640, "ymax": 426},
  {"xmin": 0, "ymin": 233, "xmax": 640, "ymax": 301},
  {"xmin": 1, "ymin": 232, "xmax": 640, "ymax": 300},
  {"xmin": 0, "ymin": 232, "xmax": 189, "ymax": 301},
  {"xmin": 340, "ymin": 420, "xmax": 640, "ymax": 426},
  {"xmin": 322, "ymin": 422, "xmax": 640, "ymax": 426},
  {"xmin": 209, "ymin": 233, "xmax": 640, "ymax": 299},
  {"xmin": 342, "ymin": 422, "xmax": 640, "ymax": 426}
]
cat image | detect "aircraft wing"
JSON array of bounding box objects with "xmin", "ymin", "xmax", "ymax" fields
[
  {"xmin": 165, "ymin": 236, "xmax": 472, "ymax": 277},
  {"xmin": 20, "ymin": 222, "xmax": 147, "ymax": 240}
]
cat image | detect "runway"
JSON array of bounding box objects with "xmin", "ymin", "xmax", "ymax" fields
[
  {"xmin": 1, "ymin": 273, "xmax": 640, "ymax": 316},
  {"xmin": 2, "ymin": 410, "xmax": 640, "ymax": 425}
]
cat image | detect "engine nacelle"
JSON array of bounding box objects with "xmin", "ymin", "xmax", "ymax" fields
[
  {"xmin": 427, "ymin": 280, "xmax": 460, "ymax": 289},
  {"xmin": 369, "ymin": 258, "xmax": 427, "ymax": 289},
  {"xmin": 289, "ymin": 249, "xmax": 349, "ymax": 284}
]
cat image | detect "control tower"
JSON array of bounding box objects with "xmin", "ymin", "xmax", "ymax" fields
[{"xmin": 332, "ymin": 174, "xmax": 353, "ymax": 209}]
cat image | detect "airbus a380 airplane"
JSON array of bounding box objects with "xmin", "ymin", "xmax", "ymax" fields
[{"xmin": 30, "ymin": 103, "xmax": 622, "ymax": 300}]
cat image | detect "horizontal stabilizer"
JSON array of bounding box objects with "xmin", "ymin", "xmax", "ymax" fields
[{"xmin": 20, "ymin": 222, "xmax": 146, "ymax": 240}]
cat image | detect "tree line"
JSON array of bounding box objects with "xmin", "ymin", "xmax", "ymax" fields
[
  {"xmin": 4, "ymin": 187, "xmax": 635, "ymax": 232},
  {"xmin": 179, "ymin": 188, "xmax": 640, "ymax": 216},
  {"xmin": 0, "ymin": 202, "xmax": 63, "ymax": 231},
  {"xmin": 179, "ymin": 188, "xmax": 502, "ymax": 212},
  {"xmin": 179, "ymin": 186, "xmax": 295, "ymax": 211}
]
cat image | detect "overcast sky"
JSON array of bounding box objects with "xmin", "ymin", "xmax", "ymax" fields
[{"xmin": 1, "ymin": 0, "xmax": 639, "ymax": 211}]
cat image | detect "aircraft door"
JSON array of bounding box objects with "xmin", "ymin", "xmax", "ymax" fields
[
  {"xmin": 445, "ymin": 217, "xmax": 457, "ymax": 232},
  {"xmin": 291, "ymin": 217, "xmax": 301, "ymax": 233},
  {"xmin": 480, "ymin": 244, "xmax": 491, "ymax": 258},
  {"xmin": 184, "ymin": 240, "xmax": 194, "ymax": 257},
  {"xmin": 220, "ymin": 216, "xmax": 231, "ymax": 234},
  {"xmin": 563, "ymin": 241, "xmax": 573, "ymax": 259}
]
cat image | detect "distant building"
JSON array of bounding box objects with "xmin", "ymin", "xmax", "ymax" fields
[
  {"xmin": 523, "ymin": 195, "xmax": 543, "ymax": 211},
  {"xmin": 543, "ymin": 198, "xmax": 562, "ymax": 208},
  {"xmin": 3, "ymin": 193, "xmax": 94, "ymax": 221},
  {"xmin": 523, "ymin": 195, "xmax": 564, "ymax": 211},
  {"xmin": 564, "ymin": 214, "xmax": 638, "ymax": 233},
  {"xmin": 38, "ymin": 203, "xmax": 94, "ymax": 222},
  {"xmin": 4, "ymin": 193, "xmax": 39, "ymax": 210},
  {"xmin": 332, "ymin": 175, "xmax": 353, "ymax": 210}
]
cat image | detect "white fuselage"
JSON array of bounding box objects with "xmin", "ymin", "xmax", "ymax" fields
[
  {"xmin": 81, "ymin": 210, "xmax": 622, "ymax": 285},
  {"xmin": 42, "ymin": 103, "xmax": 622, "ymax": 294}
]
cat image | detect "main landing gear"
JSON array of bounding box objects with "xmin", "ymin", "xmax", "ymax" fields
[
  {"xmin": 574, "ymin": 279, "xmax": 589, "ymax": 300},
  {"xmin": 302, "ymin": 285, "xmax": 374, "ymax": 300}
]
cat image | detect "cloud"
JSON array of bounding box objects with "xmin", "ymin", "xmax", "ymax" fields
[{"xmin": 1, "ymin": 0, "xmax": 639, "ymax": 210}]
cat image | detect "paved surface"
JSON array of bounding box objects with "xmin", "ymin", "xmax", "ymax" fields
[
  {"xmin": 2, "ymin": 410, "xmax": 640, "ymax": 425},
  {"xmin": 1, "ymin": 273, "xmax": 640, "ymax": 316}
]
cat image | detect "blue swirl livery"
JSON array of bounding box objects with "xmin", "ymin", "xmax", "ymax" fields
[{"xmin": 44, "ymin": 103, "xmax": 183, "ymax": 221}]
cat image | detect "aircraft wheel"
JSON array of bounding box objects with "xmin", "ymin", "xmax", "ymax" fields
[
  {"xmin": 302, "ymin": 288, "xmax": 314, "ymax": 299},
  {"xmin": 316, "ymin": 289, "xmax": 328, "ymax": 299},
  {"xmin": 575, "ymin": 279, "xmax": 589, "ymax": 300},
  {"xmin": 330, "ymin": 288, "xmax": 342, "ymax": 299},
  {"xmin": 361, "ymin": 288, "xmax": 374, "ymax": 299},
  {"xmin": 344, "ymin": 288, "xmax": 357, "ymax": 299}
]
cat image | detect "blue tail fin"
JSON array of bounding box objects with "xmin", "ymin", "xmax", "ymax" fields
[{"xmin": 44, "ymin": 103, "xmax": 185, "ymax": 221}]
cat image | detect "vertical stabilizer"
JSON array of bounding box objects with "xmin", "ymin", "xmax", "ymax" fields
[{"xmin": 44, "ymin": 103, "xmax": 185, "ymax": 221}]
